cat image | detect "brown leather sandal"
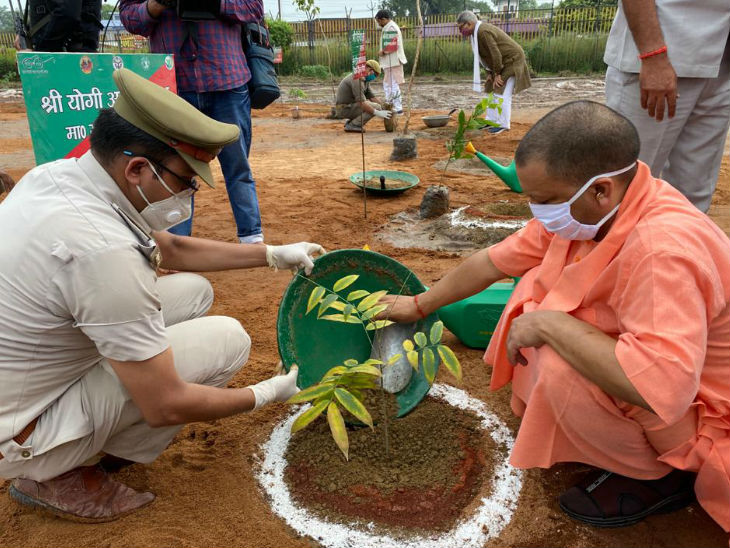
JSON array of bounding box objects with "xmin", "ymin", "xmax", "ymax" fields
[{"xmin": 559, "ymin": 468, "xmax": 696, "ymax": 528}]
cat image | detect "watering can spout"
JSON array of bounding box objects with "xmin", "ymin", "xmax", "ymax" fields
[{"xmin": 465, "ymin": 142, "xmax": 522, "ymax": 193}]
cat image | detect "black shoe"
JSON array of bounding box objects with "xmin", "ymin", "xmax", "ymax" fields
[{"xmin": 559, "ymin": 469, "xmax": 696, "ymax": 528}]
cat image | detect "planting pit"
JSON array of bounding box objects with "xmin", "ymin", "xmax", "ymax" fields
[
  {"xmin": 256, "ymin": 384, "xmax": 523, "ymax": 547},
  {"xmin": 378, "ymin": 203, "xmax": 530, "ymax": 253}
]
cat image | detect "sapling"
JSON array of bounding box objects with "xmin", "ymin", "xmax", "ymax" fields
[
  {"xmin": 286, "ymin": 273, "xmax": 462, "ymax": 460},
  {"xmin": 289, "ymin": 88, "xmax": 307, "ymax": 119},
  {"xmin": 442, "ymin": 95, "xmax": 503, "ymax": 183}
]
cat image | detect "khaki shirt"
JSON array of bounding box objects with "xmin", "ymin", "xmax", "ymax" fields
[
  {"xmin": 0, "ymin": 152, "xmax": 167, "ymax": 463},
  {"xmin": 335, "ymin": 73, "xmax": 375, "ymax": 106},
  {"xmin": 604, "ymin": 0, "xmax": 730, "ymax": 78}
]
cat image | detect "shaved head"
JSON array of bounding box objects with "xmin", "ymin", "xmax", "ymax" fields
[{"xmin": 515, "ymin": 101, "xmax": 640, "ymax": 185}]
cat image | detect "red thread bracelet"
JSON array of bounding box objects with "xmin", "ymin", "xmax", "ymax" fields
[
  {"xmin": 413, "ymin": 294, "xmax": 427, "ymax": 319},
  {"xmin": 638, "ymin": 45, "xmax": 667, "ymax": 60}
]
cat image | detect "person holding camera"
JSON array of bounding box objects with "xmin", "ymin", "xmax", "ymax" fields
[{"xmin": 120, "ymin": 0, "xmax": 266, "ymax": 244}]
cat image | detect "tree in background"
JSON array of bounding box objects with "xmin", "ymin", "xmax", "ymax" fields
[
  {"xmin": 381, "ymin": 0, "xmax": 493, "ymax": 17},
  {"xmin": 101, "ymin": 3, "xmax": 116, "ymax": 20},
  {"xmin": 0, "ymin": 6, "xmax": 14, "ymax": 33},
  {"xmin": 560, "ymin": 0, "xmax": 617, "ymax": 6}
]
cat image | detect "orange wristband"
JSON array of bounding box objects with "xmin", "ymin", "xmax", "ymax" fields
[
  {"xmin": 413, "ymin": 293, "xmax": 427, "ymax": 319},
  {"xmin": 638, "ymin": 45, "xmax": 667, "ymax": 60}
]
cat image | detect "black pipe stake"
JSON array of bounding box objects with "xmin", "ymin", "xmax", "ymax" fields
[{"xmin": 380, "ymin": 174, "xmax": 386, "ymax": 190}]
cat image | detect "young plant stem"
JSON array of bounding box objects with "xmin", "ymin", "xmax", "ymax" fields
[
  {"xmin": 359, "ymin": 80, "xmax": 367, "ymax": 219},
  {"xmin": 316, "ymin": 19, "xmax": 337, "ymax": 103},
  {"xmin": 400, "ymin": 0, "xmax": 423, "ymax": 135},
  {"xmin": 441, "ymin": 155, "xmax": 453, "ymax": 185}
]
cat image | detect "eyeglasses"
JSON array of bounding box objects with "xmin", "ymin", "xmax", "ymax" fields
[{"xmin": 123, "ymin": 151, "xmax": 199, "ymax": 193}]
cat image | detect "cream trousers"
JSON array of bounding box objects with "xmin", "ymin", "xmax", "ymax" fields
[{"xmin": 0, "ymin": 273, "xmax": 251, "ymax": 482}]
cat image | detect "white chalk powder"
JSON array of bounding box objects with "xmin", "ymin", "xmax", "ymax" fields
[{"xmin": 255, "ymin": 383, "xmax": 523, "ymax": 548}]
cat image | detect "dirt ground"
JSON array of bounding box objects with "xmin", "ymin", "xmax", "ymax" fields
[{"xmin": 0, "ymin": 77, "xmax": 728, "ymax": 548}]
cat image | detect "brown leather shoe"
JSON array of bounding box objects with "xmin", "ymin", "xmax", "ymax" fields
[{"xmin": 9, "ymin": 465, "xmax": 155, "ymax": 523}]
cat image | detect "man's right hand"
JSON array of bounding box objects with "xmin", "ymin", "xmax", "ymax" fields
[
  {"xmin": 639, "ymin": 55, "xmax": 677, "ymax": 121},
  {"xmin": 0, "ymin": 169, "xmax": 15, "ymax": 194},
  {"xmin": 373, "ymin": 109, "xmax": 393, "ymax": 120},
  {"xmin": 377, "ymin": 294, "xmax": 423, "ymax": 323},
  {"xmin": 147, "ymin": 0, "xmax": 174, "ymax": 18}
]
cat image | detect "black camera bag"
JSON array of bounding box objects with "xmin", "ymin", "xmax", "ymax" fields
[{"xmin": 242, "ymin": 22, "xmax": 280, "ymax": 109}]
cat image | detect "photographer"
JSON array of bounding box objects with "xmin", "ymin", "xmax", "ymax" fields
[
  {"xmin": 120, "ymin": 0, "xmax": 266, "ymax": 243},
  {"xmin": 20, "ymin": 0, "xmax": 102, "ymax": 52}
]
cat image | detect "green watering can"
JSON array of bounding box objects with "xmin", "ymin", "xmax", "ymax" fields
[{"xmin": 465, "ymin": 141, "xmax": 522, "ymax": 193}]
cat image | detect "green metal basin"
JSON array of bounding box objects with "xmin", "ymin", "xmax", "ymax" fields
[
  {"xmin": 277, "ymin": 249, "xmax": 437, "ymax": 417},
  {"xmin": 349, "ymin": 170, "xmax": 419, "ymax": 195}
]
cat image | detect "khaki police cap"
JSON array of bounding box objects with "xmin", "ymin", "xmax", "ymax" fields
[
  {"xmin": 366, "ymin": 59, "xmax": 381, "ymax": 75},
  {"xmin": 112, "ymin": 68, "xmax": 239, "ymax": 188}
]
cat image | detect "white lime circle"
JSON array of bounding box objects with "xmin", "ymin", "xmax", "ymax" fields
[{"xmin": 256, "ymin": 383, "xmax": 523, "ymax": 548}]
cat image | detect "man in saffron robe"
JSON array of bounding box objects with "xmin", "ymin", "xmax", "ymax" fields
[{"xmin": 383, "ymin": 100, "xmax": 730, "ymax": 532}]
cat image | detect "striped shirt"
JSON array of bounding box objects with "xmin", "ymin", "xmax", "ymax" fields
[{"xmin": 120, "ymin": 0, "xmax": 264, "ymax": 93}]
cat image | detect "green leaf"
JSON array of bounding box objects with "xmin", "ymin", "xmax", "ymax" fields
[
  {"xmin": 343, "ymin": 358, "xmax": 358, "ymax": 367},
  {"xmin": 317, "ymin": 294, "xmax": 340, "ymax": 318},
  {"xmin": 322, "ymin": 365, "xmax": 347, "ymax": 378},
  {"xmin": 406, "ymin": 350, "xmax": 419, "ymax": 370},
  {"xmin": 346, "ymin": 289, "xmax": 370, "ymax": 301},
  {"xmin": 291, "ymin": 399, "xmax": 329, "ymax": 432},
  {"xmin": 360, "ymin": 304, "xmax": 388, "ymax": 321},
  {"xmin": 387, "ymin": 353, "xmax": 402, "ymax": 365},
  {"xmin": 458, "ymin": 109, "xmax": 466, "ymax": 128},
  {"xmin": 438, "ymin": 344, "xmax": 462, "ymax": 381},
  {"xmin": 306, "ymin": 286, "xmax": 325, "ymax": 314},
  {"xmin": 333, "ymin": 274, "xmax": 359, "ymax": 292},
  {"xmin": 429, "ymin": 321, "xmax": 444, "ymax": 345},
  {"xmin": 402, "ymin": 339, "xmax": 414, "ymax": 352},
  {"xmin": 343, "ymin": 303, "xmax": 355, "ymax": 321},
  {"xmin": 356, "ymin": 290, "xmax": 388, "ymax": 312},
  {"xmin": 347, "ymin": 364, "xmax": 382, "ymax": 376},
  {"xmin": 287, "ymin": 384, "xmax": 334, "ymax": 404},
  {"xmin": 365, "ymin": 320, "xmax": 395, "ymax": 330},
  {"xmin": 320, "ymin": 314, "xmax": 362, "ymax": 324},
  {"xmin": 338, "ymin": 376, "xmax": 380, "ymax": 389},
  {"xmin": 327, "ymin": 402, "xmax": 349, "ymax": 460},
  {"xmin": 361, "ymin": 358, "xmax": 383, "ymax": 366},
  {"xmin": 334, "ymin": 388, "xmax": 373, "ymax": 428},
  {"xmin": 329, "ymin": 300, "xmax": 346, "ymax": 311},
  {"xmin": 414, "ymin": 332, "xmax": 427, "ymax": 348},
  {"xmin": 422, "ymin": 347, "xmax": 437, "ymax": 384}
]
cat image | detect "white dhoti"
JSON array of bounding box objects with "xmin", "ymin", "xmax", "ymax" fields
[
  {"xmin": 383, "ymin": 65, "xmax": 405, "ymax": 111},
  {"xmin": 486, "ymin": 76, "xmax": 515, "ymax": 130}
]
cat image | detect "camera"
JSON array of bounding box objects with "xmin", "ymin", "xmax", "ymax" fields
[{"xmin": 158, "ymin": 0, "xmax": 220, "ymax": 21}]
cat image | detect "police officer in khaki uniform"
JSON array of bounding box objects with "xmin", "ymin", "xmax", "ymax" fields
[{"xmin": 0, "ymin": 69, "xmax": 323, "ymax": 522}]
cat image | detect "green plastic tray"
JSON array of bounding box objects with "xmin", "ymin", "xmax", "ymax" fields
[
  {"xmin": 349, "ymin": 170, "xmax": 419, "ymax": 195},
  {"xmin": 277, "ymin": 249, "xmax": 437, "ymax": 418}
]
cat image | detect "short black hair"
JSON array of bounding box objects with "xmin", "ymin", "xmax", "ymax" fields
[
  {"xmin": 375, "ymin": 9, "xmax": 392, "ymax": 20},
  {"xmin": 90, "ymin": 108, "xmax": 177, "ymax": 166},
  {"xmin": 514, "ymin": 101, "xmax": 640, "ymax": 185}
]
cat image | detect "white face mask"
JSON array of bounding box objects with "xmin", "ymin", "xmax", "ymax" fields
[
  {"xmin": 528, "ymin": 162, "xmax": 636, "ymax": 240},
  {"xmin": 136, "ymin": 162, "xmax": 193, "ymax": 231}
]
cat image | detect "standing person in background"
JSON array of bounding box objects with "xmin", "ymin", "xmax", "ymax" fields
[
  {"xmin": 16, "ymin": 0, "xmax": 102, "ymax": 52},
  {"xmin": 376, "ymin": 9, "xmax": 407, "ymax": 115},
  {"xmin": 120, "ymin": 0, "xmax": 266, "ymax": 243},
  {"xmin": 603, "ymin": 0, "xmax": 730, "ymax": 213},
  {"xmin": 457, "ymin": 10, "xmax": 531, "ymax": 135}
]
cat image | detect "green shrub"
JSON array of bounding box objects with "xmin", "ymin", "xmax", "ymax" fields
[
  {"xmin": 297, "ymin": 64, "xmax": 331, "ymax": 79},
  {"xmin": 266, "ymin": 18, "xmax": 294, "ymax": 49},
  {"xmin": 0, "ymin": 53, "xmax": 19, "ymax": 83}
]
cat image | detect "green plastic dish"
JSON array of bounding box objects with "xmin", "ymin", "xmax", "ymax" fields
[
  {"xmin": 349, "ymin": 170, "xmax": 419, "ymax": 195},
  {"xmin": 277, "ymin": 249, "xmax": 438, "ymax": 418}
]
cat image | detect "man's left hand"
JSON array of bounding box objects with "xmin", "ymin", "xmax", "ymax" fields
[
  {"xmin": 266, "ymin": 242, "xmax": 325, "ymax": 275},
  {"xmin": 506, "ymin": 310, "xmax": 564, "ymax": 366}
]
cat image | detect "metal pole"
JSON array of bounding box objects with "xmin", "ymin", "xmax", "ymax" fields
[{"xmin": 277, "ymin": 0, "xmax": 282, "ymax": 19}]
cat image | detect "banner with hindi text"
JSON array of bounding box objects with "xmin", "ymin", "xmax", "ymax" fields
[
  {"xmin": 349, "ymin": 30, "xmax": 367, "ymax": 79},
  {"xmin": 17, "ymin": 52, "xmax": 176, "ymax": 165}
]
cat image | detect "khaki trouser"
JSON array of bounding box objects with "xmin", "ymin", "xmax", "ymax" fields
[
  {"xmin": 335, "ymin": 100, "xmax": 379, "ymax": 128},
  {"xmin": 0, "ymin": 273, "xmax": 251, "ymax": 482},
  {"xmin": 604, "ymin": 39, "xmax": 730, "ymax": 213}
]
